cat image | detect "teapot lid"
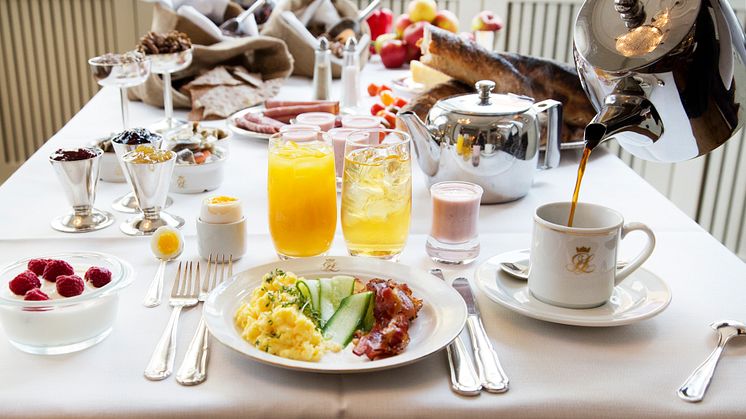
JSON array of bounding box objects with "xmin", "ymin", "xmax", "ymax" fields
[
  {"xmin": 438, "ymin": 80, "xmax": 534, "ymax": 116},
  {"xmin": 574, "ymin": 0, "xmax": 700, "ymax": 72}
]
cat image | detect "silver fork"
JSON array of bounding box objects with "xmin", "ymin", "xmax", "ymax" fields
[
  {"xmin": 176, "ymin": 254, "xmax": 232, "ymax": 386},
  {"xmin": 144, "ymin": 261, "xmax": 200, "ymax": 381}
]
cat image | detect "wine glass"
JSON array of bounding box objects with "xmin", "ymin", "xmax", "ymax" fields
[
  {"xmin": 88, "ymin": 51, "xmax": 150, "ymax": 130},
  {"xmin": 147, "ymin": 47, "xmax": 193, "ymax": 134}
]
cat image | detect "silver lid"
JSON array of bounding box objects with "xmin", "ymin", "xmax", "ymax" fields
[
  {"xmin": 575, "ymin": 0, "xmax": 700, "ymax": 72},
  {"xmin": 437, "ymin": 80, "xmax": 533, "ymax": 116}
]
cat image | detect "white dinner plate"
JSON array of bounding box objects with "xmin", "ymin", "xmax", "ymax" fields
[
  {"xmin": 476, "ymin": 251, "xmax": 672, "ymax": 327},
  {"xmin": 227, "ymin": 106, "xmax": 272, "ymax": 140},
  {"xmin": 204, "ymin": 256, "xmax": 467, "ymax": 373}
]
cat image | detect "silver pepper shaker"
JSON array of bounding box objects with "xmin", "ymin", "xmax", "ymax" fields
[
  {"xmin": 312, "ymin": 36, "xmax": 332, "ymax": 101},
  {"xmin": 340, "ymin": 37, "xmax": 360, "ymax": 112}
]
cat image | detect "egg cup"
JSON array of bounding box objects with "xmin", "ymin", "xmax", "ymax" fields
[
  {"xmin": 121, "ymin": 149, "xmax": 184, "ymax": 236},
  {"xmin": 196, "ymin": 217, "xmax": 247, "ymax": 261}
]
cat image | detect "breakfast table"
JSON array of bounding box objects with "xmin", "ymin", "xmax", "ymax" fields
[{"xmin": 1, "ymin": 61, "xmax": 745, "ymax": 418}]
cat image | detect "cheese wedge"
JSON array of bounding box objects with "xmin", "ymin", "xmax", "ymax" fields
[{"xmin": 410, "ymin": 60, "xmax": 451, "ymax": 88}]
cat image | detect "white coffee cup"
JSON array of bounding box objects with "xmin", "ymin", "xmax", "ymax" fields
[{"xmin": 528, "ymin": 202, "xmax": 655, "ymax": 309}]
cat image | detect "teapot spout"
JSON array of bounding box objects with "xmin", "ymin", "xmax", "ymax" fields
[
  {"xmin": 585, "ymin": 82, "xmax": 664, "ymax": 149},
  {"xmin": 398, "ymin": 111, "xmax": 441, "ymax": 176}
]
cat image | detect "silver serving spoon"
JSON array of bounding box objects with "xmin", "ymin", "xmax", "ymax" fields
[
  {"xmin": 220, "ymin": 0, "xmax": 265, "ymax": 37},
  {"xmin": 326, "ymin": 0, "xmax": 380, "ymax": 39},
  {"xmin": 678, "ymin": 320, "xmax": 746, "ymax": 402},
  {"xmin": 500, "ymin": 258, "xmax": 627, "ymax": 280}
]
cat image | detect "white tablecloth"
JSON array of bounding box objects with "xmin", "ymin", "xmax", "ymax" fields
[{"xmin": 1, "ymin": 62, "xmax": 745, "ymax": 418}]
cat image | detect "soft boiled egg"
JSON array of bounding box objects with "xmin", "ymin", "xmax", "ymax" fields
[{"xmin": 150, "ymin": 226, "xmax": 184, "ymax": 260}]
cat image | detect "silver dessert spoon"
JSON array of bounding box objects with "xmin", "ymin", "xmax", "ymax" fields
[
  {"xmin": 678, "ymin": 320, "xmax": 746, "ymax": 403},
  {"xmin": 143, "ymin": 246, "xmax": 183, "ymax": 308}
]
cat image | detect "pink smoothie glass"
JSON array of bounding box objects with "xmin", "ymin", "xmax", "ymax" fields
[
  {"xmin": 296, "ymin": 112, "xmax": 336, "ymax": 132},
  {"xmin": 426, "ymin": 181, "xmax": 483, "ymax": 264}
]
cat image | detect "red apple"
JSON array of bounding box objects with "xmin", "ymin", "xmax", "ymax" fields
[
  {"xmin": 366, "ymin": 8, "xmax": 394, "ymax": 42},
  {"xmin": 380, "ymin": 39, "xmax": 408, "ymax": 68},
  {"xmin": 403, "ymin": 21, "xmax": 428, "ymax": 61},
  {"xmin": 432, "ymin": 10, "xmax": 459, "ymax": 33},
  {"xmin": 407, "ymin": 0, "xmax": 437, "ymax": 23},
  {"xmin": 394, "ymin": 14, "xmax": 412, "ymax": 37},
  {"xmin": 374, "ymin": 33, "xmax": 398, "ymax": 54},
  {"xmin": 471, "ymin": 10, "xmax": 504, "ymax": 32}
]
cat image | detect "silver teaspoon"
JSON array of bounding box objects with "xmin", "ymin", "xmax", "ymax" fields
[
  {"xmin": 678, "ymin": 320, "xmax": 746, "ymax": 402},
  {"xmin": 143, "ymin": 248, "xmax": 183, "ymax": 308},
  {"xmin": 500, "ymin": 259, "xmax": 627, "ymax": 280}
]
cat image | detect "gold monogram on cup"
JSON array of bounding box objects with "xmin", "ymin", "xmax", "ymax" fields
[{"xmin": 567, "ymin": 246, "xmax": 595, "ymax": 274}]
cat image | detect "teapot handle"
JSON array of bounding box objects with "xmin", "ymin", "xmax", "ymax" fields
[{"xmin": 531, "ymin": 99, "xmax": 562, "ymax": 170}]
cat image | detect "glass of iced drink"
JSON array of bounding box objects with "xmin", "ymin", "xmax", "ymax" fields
[
  {"xmin": 341, "ymin": 129, "xmax": 412, "ymax": 261},
  {"xmin": 267, "ymin": 130, "xmax": 337, "ymax": 259},
  {"xmin": 426, "ymin": 181, "xmax": 483, "ymax": 264}
]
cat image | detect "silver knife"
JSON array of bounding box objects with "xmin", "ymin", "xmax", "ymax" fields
[
  {"xmin": 452, "ymin": 277, "xmax": 510, "ymax": 393},
  {"xmin": 430, "ymin": 269, "xmax": 482, "ymax": 396}
]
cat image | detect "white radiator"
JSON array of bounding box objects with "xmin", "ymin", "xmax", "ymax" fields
[{"xmin": 0, "ymin": 0, "xmax": 152, "ymax": 180}]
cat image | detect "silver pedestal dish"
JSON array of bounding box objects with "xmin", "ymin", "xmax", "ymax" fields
[
  {"xmin": 49, "ymin": 147, "xmax": 114, "ymax": 233},
  {"xmin": 121, "ymin": 148, "xmax": 184, "ymax": 236},
  {"xmin": 111, "ymin": 131, "xmax": 173, "ymax": 214}
]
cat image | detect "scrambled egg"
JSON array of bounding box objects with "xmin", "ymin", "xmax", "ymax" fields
[{"xmin": 234, "ymin": 270, "xmax": 339, "ymax": 362}]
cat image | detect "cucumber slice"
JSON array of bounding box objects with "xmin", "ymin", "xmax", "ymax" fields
[
  {"xmin": 323, "ymin": 291, "xmax": 373, "ymax": 346},
  {"xmin": 319, "ymin": 276, "xmax": 356, "ymax": 324},
  {"xmin": 299, "ymin": 279, "xmax": 320, "ymax": 312},
  {"xmin": 362, "ymin": 293, "xmax": 375, "ymax": 332}
]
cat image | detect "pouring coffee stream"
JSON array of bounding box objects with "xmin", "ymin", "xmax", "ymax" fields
[{"xmin": 567, "ymin": 125, "xmax": 605, "ymax": 227}]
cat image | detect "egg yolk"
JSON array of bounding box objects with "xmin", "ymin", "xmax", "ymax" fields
[
  {"xmin": 209, "ymin": 195, "xmax": 237, "ymax": 205},
  {"xmin": 157, "ymin": 232, "xmax": 180, "ymax": 255}
]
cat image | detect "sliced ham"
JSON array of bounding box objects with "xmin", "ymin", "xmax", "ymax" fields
[
  {"xmin": 241, "ymin": 112, "xmax": 286, "ymax": 129},
  {"xmin": 234, "ymin": 117, "xmax": 279, "ymax": 134},
  {"xmin": 262, "ymin": 103, "xmax": 340, "ymax": 119},
  {"xmin": 264, "ymin": 100, "xmax": 339, "ymax": 112}
]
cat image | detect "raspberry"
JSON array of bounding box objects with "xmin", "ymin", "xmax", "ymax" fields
[
  {"xmin": 56, "ymin": 275, "xmax": 85, "ymax": 297},
  {"xmin": 85, "ymin": 266, "xmax": 112, "ymax": 288},
  {"xmin": 27, "ymin": 259, "xmax": 50, "ymax": 276},
  {"xmin": 9, "ymin": 271, "xmax": 41, "ymax": 295},
  {"xmin": 24, "ymin": 288, "xmax": 50, "ymax": 301},
  {"xmin": 42, "ymin": 259, "xmax": 74, "ymax": 282}
]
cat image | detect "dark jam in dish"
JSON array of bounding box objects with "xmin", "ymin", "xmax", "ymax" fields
[
  {"xmin": 111, "ymin": 128, "xmax": 162, "ymax": 145},
  {"xmin": 50, "ymin": 148, "xmax": 98, "ymax": 161}
]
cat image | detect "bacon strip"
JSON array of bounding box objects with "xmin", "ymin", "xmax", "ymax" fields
[{"xmin": 353, "ymin": 279, "xmax": 423, "ymax": 360}]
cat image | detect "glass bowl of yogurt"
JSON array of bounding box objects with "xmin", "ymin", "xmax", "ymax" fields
[{"xmin": 0, "ymin": 252, "xmax": 133, "ymax": 355}]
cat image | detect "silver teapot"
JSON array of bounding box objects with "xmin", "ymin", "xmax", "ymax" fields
[
  {"xmin": 574, "ymin": 0, "xmax": 746, "ymax": 161},
  {"xmin": 399, "ymin": 80, "xmax": 562, "ymax": 203}
]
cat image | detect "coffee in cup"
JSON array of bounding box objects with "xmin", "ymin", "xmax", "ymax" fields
[{"xmin": 528, "ymin": 202, "xmax": 655, "ymax": 309}]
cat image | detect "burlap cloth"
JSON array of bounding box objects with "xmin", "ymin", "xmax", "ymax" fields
[
  {"xmin": 261, "ymin": 0, "xmax": 370, "ymax": 78},
  {"xmin": 128, "ymin": 3, "xmax": 294, "ymax": 111}
]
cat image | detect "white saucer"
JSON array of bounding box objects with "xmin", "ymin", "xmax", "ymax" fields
[{"xmin": 476, "ymin": 251, "xmax": 672, "ymax": 327}]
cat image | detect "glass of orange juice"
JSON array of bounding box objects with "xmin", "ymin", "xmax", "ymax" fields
[
  {"xmin": 341, "ymin": 129, "xmax": 412, "ymax": 261},
  {"xmin": 268, "ymin": 130, "xmax": 337, "ymax": 259}
]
